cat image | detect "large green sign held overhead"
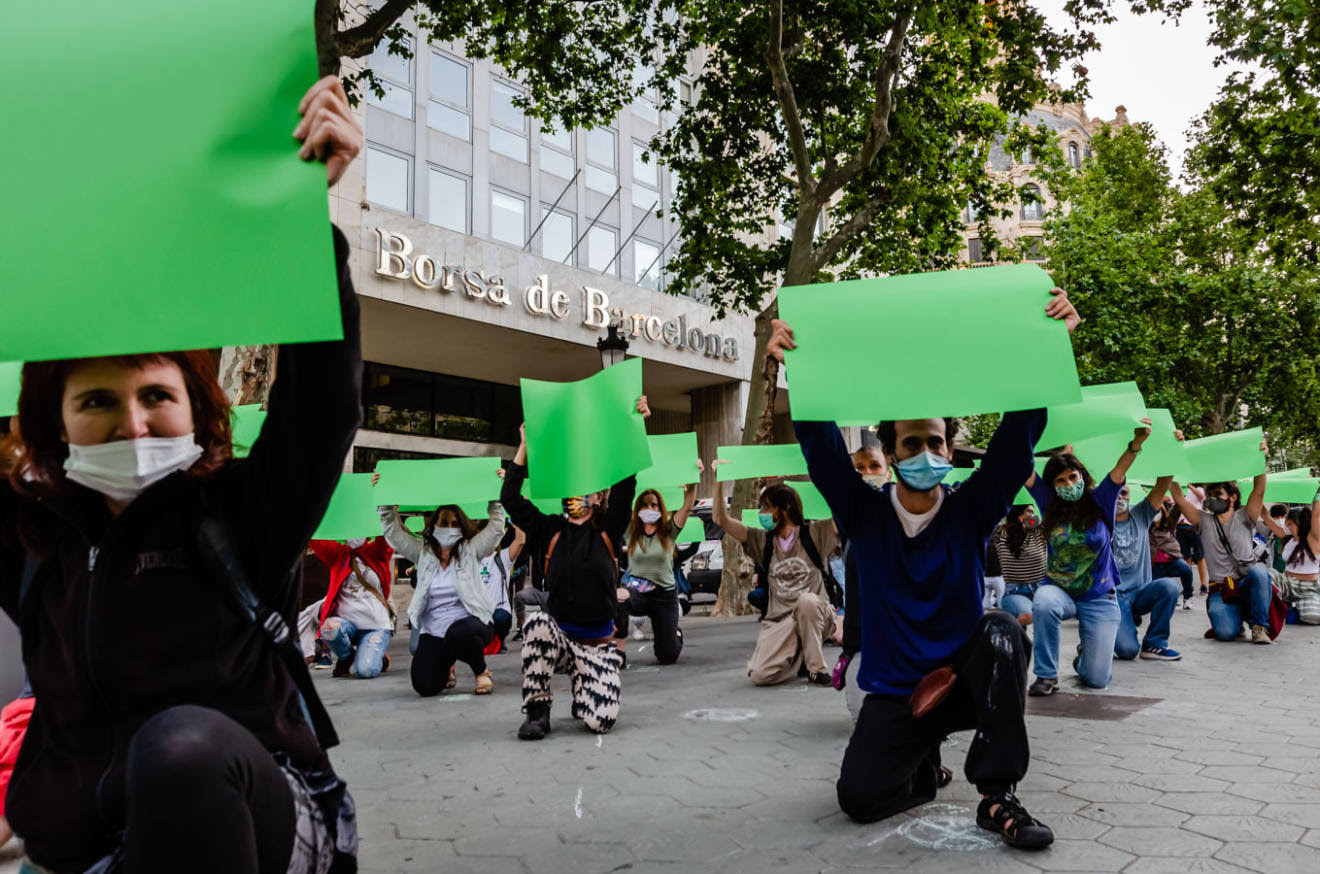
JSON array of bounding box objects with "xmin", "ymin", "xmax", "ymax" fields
[
  {"xmin": 1036, "ymin": 382, "xmax": 1148, "ymax": 451},
  {"xmin": 374, "ymin": 456, "xmax": 504, "ymax": 509},
  {"xmin": 521, "ymin": 358, "xmax": 652, "ymax": 499},
  {"xmin": 776, "ymin": 264, "xmax": 1081, "ymax": 423},
  {"xmin": 3, "ymin": 0, "xmax": 341, "ymax": 362},
  {"xmin": 715, "ymin": 444, "xmax": 809, "ymax": 482},
  {"xmin": 1182, "ymin": 428, "xmax": 1267, "ymax": 483},
  {"xmin": 0, "ymin": 363, "xmax": 20, "ymax": 418},
  {"xmin": 311, "ymin": 474, "xmax": 382, "ymax": 541}
]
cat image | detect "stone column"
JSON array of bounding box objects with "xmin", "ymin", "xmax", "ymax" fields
[{"xmin": 691, "ymin": 381, "xmax": 745, "ymax": 494}]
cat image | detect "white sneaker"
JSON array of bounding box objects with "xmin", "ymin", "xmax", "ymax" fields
[{"xmin": 1182, "ymin": 596, "xmax": 1193, "ymax": 610}]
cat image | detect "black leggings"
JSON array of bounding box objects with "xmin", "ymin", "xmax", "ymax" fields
[
  {"xmin": 123, "ymin": 705, "xmax": 296, "ymax": 874},
  {"xmin": 616, "ymin": 585, "xmax": 683, "ymax": 664},
  {"xmin": 412, "ymin": 616, "xmax": 493, "ymax": 696}
]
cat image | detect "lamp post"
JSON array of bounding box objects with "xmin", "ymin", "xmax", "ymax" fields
[{"xmin": 596, "ymin": 323, "xmax": 629, "ymax": 369}]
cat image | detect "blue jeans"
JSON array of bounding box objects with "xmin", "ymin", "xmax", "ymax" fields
[
  {"xmin": 1032, "ymin": 585, "xmax": 1121, "ymax": 688},
  {"xmin": 1114, "ymin": 577, "xmax": 1180, "ymax": 658},
  {"xmin": 321, "ymin": 617, "xmax": 392, "ymax": 678},
  {"xmin": 1207, "ymin": 565, "xmax": 1273, "ymax": 640},
  {"xmin": 1154, "ymin": 558, "xmax": 1195, "ymax": 599},
  {"xmin": 1000, "ymin": 582, "xmax": 1040, "ymax": 619}
]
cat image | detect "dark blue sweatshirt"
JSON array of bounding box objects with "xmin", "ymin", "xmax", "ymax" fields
[{"xmin": 794, "ymin": 409, "xmax": 1047, "ymax": 696}]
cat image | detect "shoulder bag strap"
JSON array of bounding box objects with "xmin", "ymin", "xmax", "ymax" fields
[
  {"xmin": 349, "ymin": 555, "xmax": 396, "ymax": 624},
  {"xmin": 801, "ymin": 526, "xmax": 844, "ymax": 609}
]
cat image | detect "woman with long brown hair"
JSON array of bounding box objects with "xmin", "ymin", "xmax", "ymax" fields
[
  {"xmin": 616, "ymin": 469, "xmax": 702, "ymax": 666},
  {"xmin": 377, "ymin": 499, "xmax": 505, "ymax": 696},
  {"xmin": 0, "ymin": 76, "xmax": 362, "ymax": 874}
]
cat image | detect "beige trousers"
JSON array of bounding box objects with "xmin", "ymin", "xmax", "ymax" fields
[{"xmin": 747, "ymin": 591, "xmax": 836, "ymax": 686}]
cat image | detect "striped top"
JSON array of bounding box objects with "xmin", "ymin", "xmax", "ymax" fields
[{"xmin": 991, "ymin": 526, "xmax": 1048, "ymax": 585}]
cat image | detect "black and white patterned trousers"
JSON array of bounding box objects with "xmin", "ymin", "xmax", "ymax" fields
[{"xmin": 521, "ymin": 613, "xmax": 623, "ymax": 734}]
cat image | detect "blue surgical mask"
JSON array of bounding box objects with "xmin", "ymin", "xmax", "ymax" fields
[
  {"xmin": 894, "ymin": 451, "xmax": 953, "ymax": 491},
  {"xmin": 1055, "ymin": 480, "xmax": 1085, "ymax": 502},
  {"xmin": 757, "ymin": 512, "xmax": 776, "ymax": 530}
]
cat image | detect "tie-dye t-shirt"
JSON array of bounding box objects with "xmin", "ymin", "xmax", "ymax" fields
[{"xmin": 1030, "ymin": 476, "xmax": 1122, "ymax": 601}]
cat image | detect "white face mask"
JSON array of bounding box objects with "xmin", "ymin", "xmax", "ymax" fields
[
  {"xmin": 346, "ymin": 537, "xmax": 368, "ymax": 550},
  {"xmin": 431, "ymin": 528, "xmax": 462, "ymax": 548},
  {"xmin": 63, "ymin": 434, "xmax": 203, "ymax": 504},
  {"xmin": 638, "ymin": 509, "xmax": 662, "ymax": 525},
  {"xmin": 862, "ymin": 473, "xmax": 888, "ymax": 490}
]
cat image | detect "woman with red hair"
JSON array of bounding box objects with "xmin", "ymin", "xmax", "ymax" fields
[{"xmin": 0, "ymin": 77, "xmax": 362, "ymax": 874}]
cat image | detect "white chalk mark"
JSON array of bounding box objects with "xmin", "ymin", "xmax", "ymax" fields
[
  {"xmin": 681, "ymin": 708, "xmax": 760, "ymax": 722},
  {"xmin": 573, "ymin": 787, "xmax": 584, "ymax": 819},
  {"xmin": 897, "ymin": 804, "xmax": 998, "ymax": 851},
  {"xmin": 596, "ymin": 735, "xmax": 603, "ymax": 749}
]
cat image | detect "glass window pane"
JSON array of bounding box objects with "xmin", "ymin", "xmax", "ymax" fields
[
  {"xmin": 490, "ymin": 127, "xmax": 528, "ymax": 162},
  {"xmin": 633, "ymin": 240, "xmax": 660, "ymax": 290},
  {"xmin": 368, "ymin": 37, "xmax": 412, "ymax": 85},
  {"xmin": 543, "ymin": 126, "xmax": 573, "ymax": 151},
  {"xmin": 426, "ymin": 100, "xmax": 470, "ymax": 139},
  {"xmin": 540, "ymin": 145, "xmax": 575, "ymax": 178},
  {"xmin": 541, "ymin": 210, "xmax": 574, "ymax": 264},
  {"xmin": 491, "ymin": 81, "xmax": 526, "ymax": 131},
  {"xmin": 585, "ymin": 164, "xmax": 616, "ymax": 193},
  {"xmin": 367, "ymin": 81, "xmax": 413, "ymax": 119},
  {"xmin": 632, "ymin": 184, "xmax": 658, "ymax": 210},
  {"xmin": 587, "ymin": 226, "xmax": 617, "ymax": 274},
  {"xmin": 430, "ymin": 52, "xmax": 468, "ymax": 107},
  {"xmin": 428, "ymin": 169, "xmax": 468, "ymax": 233},
  {"xmin": 632, "ymin": 143, "xmax": 658, "ymax": 187},
  {"xmin": 490, "ymin": 191, "xmax": 526, "ymax": 245},
  {"xmin": 363, "ymin": 362, "xmax": 432, "ymax": 436},
  {"xmin": 586, "ymin": 128, "xmax": 616, "ymax": 168},
  {"xmin": 366, "ymin": 148, "xmax": 409, "ymax": 213},
  {"xmin": 632, "ymin": 96, "xmax": 659, "ymax": 124}
]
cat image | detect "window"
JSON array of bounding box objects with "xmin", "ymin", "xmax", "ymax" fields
[
  {"xmin": 365, "ymin": 147, "xmax": 410, "ymax": 214},
  {"xmin": 427, "ymin": 52, "xmax": 470, "ymax": 139},
  {"xmin": 632, "ymin": 142, "xmax": 660, "ymax": 209},
  {"xmin": 1084, "ymin": 143, "xmax": 1093, "ymax": 160},
  {"xmin": 362, "ymin": 361, "xmax": 523, "ymax": 445},
  {"xmin": 676, "ymin": 79, "xmax": 695, "ymax": 106},
  {"xmin": 631, "ymin": 64, "xmax": 660, "ymax": 123},
  {"xmin": 427, "ymin": 168, "xmax": 468, "ymax": 233},
  {"xmin": 967, "ymin": 238, "xmax": 984, "ymax": 262},
  {"xmin": 1021, "ymin": 146, "xmax": 1035, "ymax": 166},
  {"xmin": 585, "ymin": 128, "xmax": 617, "ymax": 193},
  {"xmin": 965, "ymin": 200, "xmax": 980, "ymax": 224},
  {"xmin": 540, "ymin": 126, "xmax": 575, "ymax": 178},
  {"xmin": 540, "ymin": 209, "xmax": 575, "ymax": 264},
  {"xmin": 1021, "ymin": 185, "xmax": 1043, "ymax": 221},
  {"xmin": 366, "ymin": 37, "xmax": 413, "ymax": 119},
  {"xmin": 633, "ymin": 239, "xmax": 661, "ymax": 290},
  {"xmin": 1068, "ymin": 142, "xmax": 1081, "ymax": 168},
  {"xmin": 490, "ymin": 190, "xmax": 526, "ymax": 246},
  {"xmin": 632, "ymin": 95, "xmax": 659, "ymax": 124},
  {"xmin": 490, "ymin": 80, "xmax": 528, "ymax": 162},
  {"xmin": 587, "ymin": 226, "xmax": 618, "ymax": 274}
]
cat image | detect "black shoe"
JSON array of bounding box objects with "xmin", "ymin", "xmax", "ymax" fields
[
  {"xmin": 332, "ymin": 658, "xmax": 352, "ymax": 678},
  {"xmin": 806, "ymin": 670, "xmax": 832, "ymax": 686},
  {"xmin": 511, "ymin": 628, "xmax": 524, "ymax": 642},
  {"xmin": 518, "ymin": 700, "xmax": 552, "ymax": 741},
  {"xmin": 619, "ymin": 650, "xmax": 628, "ymax": 671},
  {"xmin": 1028, "ymin": 677, "xmax": 1058, "ymax": 697},
  {"xmin": 977, "ymin": 793, "xmax": 1054, "ymax": 849},
  {"xmin": 1072, "ymin": 643, "xmax": 1082, "ymax": 673}
]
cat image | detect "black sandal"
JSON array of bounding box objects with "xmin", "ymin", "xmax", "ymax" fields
[
  {"xmin": 976, "ymin": 793, "xmax": 1054, "ymax": 849},
  {"xmin": 938, "ymin": 765, "xmax": 953, "ymax": 788}
]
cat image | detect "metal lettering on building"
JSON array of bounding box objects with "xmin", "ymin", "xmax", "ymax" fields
[{"xmin": 373, "ymin": 228, "xmax": 739, "ymax": 362}]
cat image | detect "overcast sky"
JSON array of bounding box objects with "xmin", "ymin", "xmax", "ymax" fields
[{"xmin": 1035, "ymin": 1, "xmax": 1231, "ymax": 181}]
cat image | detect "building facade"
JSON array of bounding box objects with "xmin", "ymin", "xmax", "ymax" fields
[
  {"xmin": 961, "ymin": 101, "xmax": 1131, "ymax": 264},
  {"xmin": 329, "ymin": 24, "xmax": 764, "ymax": 488}
]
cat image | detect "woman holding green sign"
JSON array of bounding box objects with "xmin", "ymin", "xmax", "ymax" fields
[{"xmin": 0, "ymin": 76, "xmax": 361, "ymax": 874}]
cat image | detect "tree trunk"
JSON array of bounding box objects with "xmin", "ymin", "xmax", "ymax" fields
[
  {"xmin": 314, "ymin": 0, "xmax": 342, "ymax": 77},
  {"xmin": 219, "ymin": 345, "xmax": 279, "ymax": 407},
  {"xmin": 711, "ymin": 534, "xmax": 757, "ymax": 617}
]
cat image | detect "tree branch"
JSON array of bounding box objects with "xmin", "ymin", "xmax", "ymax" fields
[
  {"xmin": 806, "ymin": 195, "xmax": 889, "ymax": 274},
  {"xmin": 817, "ymin": 6, "xmax": 913, "ymax": 200},
  {"xmin": 337, "ymin": 0, "xmax": 416, "ymax": 59},
  {"xmin": 766, "ymin": 0, "xmax": 816, "ymax": 196}
]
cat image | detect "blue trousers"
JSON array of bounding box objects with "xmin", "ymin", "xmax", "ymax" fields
[
  {"xmin": 999, "ymin": 582, "xmax": 1040, "ymax": 620},
  {"xmin": 1114, "ymin": 577, "xmax": 1181, "ymax": 658},
  {"xmin": 1031, "ymin": 585, "xmax": 1120, "ymax": 688},
  {"xmin": 1207, "ymin": 565, "xmax": 1273, "ymax": 640},
  {"xmin": 321, "ymin": 617, "xmax": 392, "ymax": 678},
  {"xmin": 1153, "ymin": 558, "xmax": 1195, "ymax": 599}
]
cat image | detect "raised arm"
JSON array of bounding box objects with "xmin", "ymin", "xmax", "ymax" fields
[
  {"xmin": 467, "ymin": 501, "xmax": 507, "ymax": 561},
  {"xmin": 1109, "ymin": 419, "xmax": 1153, "ymax": 485},
  {"xmin": 507, "ymin": 522, "xmax": 527, "ymax": 563},
  {"xmin": 1243, "ymin": 437, "xmax": 1269, "ymax": 522},
  {"xmin": 499, "ymin": 453, "xmax": 557, "ymax": 547},
  {"xmin": 308, "ymin": 539, "xmax": 349, "ymax": 569},
  {"xmin": 670, "ymin": 460, "xmax": 704, "ymax": 530},
  {"xmin": 710, "ymin": 472, "xmax": 750, "ymax": 544},
  {"xmin": 1168, "ymin": 481, "xmax": 1201, "ymax": 527},
  {"xmin": 1309, "ymin": 496, "xmax": 1320, "ymax": 558},
  {"xmin": 959, "ymin": 408, "xmax": 1049, "ymax": 535},
  {"xmin": 1262, "ymin": 510, "xmax": 1288, "ymax": 540},
  {"xmin": 1145, "ymin": 476, "xmax": 1173, "ymax": 510},
  {"xmin": 377, "ymin": 506, "xmax": 423, "ymax": 563}
]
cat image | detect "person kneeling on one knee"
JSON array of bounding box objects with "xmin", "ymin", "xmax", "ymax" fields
[
  {"xmin": 1111, "ymin": 480, "xmax": 1183, "ymax": 662},
  {"xmin": 309, "ymin": 535, "xmax": 396, "ymax": 679}
]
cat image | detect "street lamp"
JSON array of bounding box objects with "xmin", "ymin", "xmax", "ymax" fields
[{"xmin": 596, "ymin": 324, "xmax": 630, "ymax": 369}]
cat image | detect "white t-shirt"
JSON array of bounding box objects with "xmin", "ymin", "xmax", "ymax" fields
[
  {"xmin": 331, "ymin": 557, "xmax": 392, "ymax": 631},
  {"xmin": 1283, "ymin": 539, "xmax": 1320, "ymax": 576},
  {"xmin": 479, "ymin": 548, "xmax": 513, "ymax": 612},
  {"xmin": 890, "ymin": 486, "xmax": 944, "ymax": 538},
  {"xmin": 421, "ymin": 560, "xmax": 469, "ymax": 637}
]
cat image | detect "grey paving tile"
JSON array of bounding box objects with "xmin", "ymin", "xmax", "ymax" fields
[
  {"xmin": 1060, "ymin": 782, "xmax": 1161, "ymax": 803},
  {"xmin": 1182, "ymin": 815, "xmax": 1305, "ymax": 843},
  {"xmin": 1075, "ymin": 803, "xmax": 1189, "ymax": 827},
  {"xmin": 1258, "ymin": 803, "xmax": 1320, "ymax": 829},
  {"xmin": 1214, "ymin": 842, "xmax": 1320, "ymax": 874},
  {"xmin": 1096, "ymin": 826, "xmax": 1221, "ymax": 856},
  {"xmin": 1123, "ymin": 859, "xmax": 1262, "ymax": 874}
]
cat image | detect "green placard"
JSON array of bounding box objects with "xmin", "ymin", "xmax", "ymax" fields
[
  {"xmin": 311, "ymin": 473, "xmax": 381, "ymax": 541},
  {"xmin": 742, "ymin": 508, "xmax": 765, "ymax": 528},
  {"xmin": 405, "ymin": 515, "xmax": 426, "ymax": 534},
  {"xmin": 1270, "ymin": 467, "xmax": 1315, "ymax": 480},
  {"xmin": 1237, "ymin": 476, "xmax": 1320, "ymax": 505},
  {"xmin": 375, "ymin": 456, "xmax": 503, "ymax": 508},
  {"xmin": 791, "ymin": 481, "xmax": 832, "ymax": 520},
  {"xmin": 1182, "ymin": 427, "xmax": 1267, "ymax": 483},
  {"xmin": 676, "ymin": 516, "xmax": 707, "ymax": 544},
  {"xmin": 0, "ymin": 362, "xmax": 20, "ymax": 418},
  {"xmin": 3, "ymin": 1, "xmax": 341, "ymax": 362},
  {"xmin": 229, "ymin": 404, "xmax": 267, "ymax": 459},
  {"xmin": 777, "ymin": 264, "xmax": 1081, "ymax": 423},
  {"xmin": 635, "ymin": 432, "xmax": 701, "ymax": 486},
  {"xmin": 634, "ymin": 486, "xmax": 686, "ymax": 516},
  {"xmin": 715, "ymin": 444, "xmax": 809, "ymax": 482},
  {"xmin": 1036, "ymin": 382, "xmax": 1148, "ymax": 450},
  {"xmin": 1068, "ymin": 409, "xmax": 1188, "ymax": 484},
  {"xmin": 521, "ymin": 358, "xmax": 652, "ymax": 499}
]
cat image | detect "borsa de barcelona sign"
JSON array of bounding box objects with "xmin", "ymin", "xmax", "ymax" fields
[{"xmin": 372, "ymin": 228, "xmax": 740, "ymax": 363}]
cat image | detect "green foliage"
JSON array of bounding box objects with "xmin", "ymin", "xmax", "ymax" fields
[{"xmin": 1042, "ymin": 123, "xmax": 1320, "ymax": 451}]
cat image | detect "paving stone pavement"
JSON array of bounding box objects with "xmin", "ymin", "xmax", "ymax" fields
[{"xmin": 2, "ymin": 605, "xmax": 1318, "ymax": 872}]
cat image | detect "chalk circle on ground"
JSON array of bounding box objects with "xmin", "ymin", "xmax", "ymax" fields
[
  {"xmin": 681, "ymin": 707, "xmax": 760, "ymax": 722},
  {"xmin": 628, "ymin": 666, "xmax": 660, "ymax": 673},
  {"xmin": 897, "ymin": 804, "xmax": 999, "ymax": 851}
]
